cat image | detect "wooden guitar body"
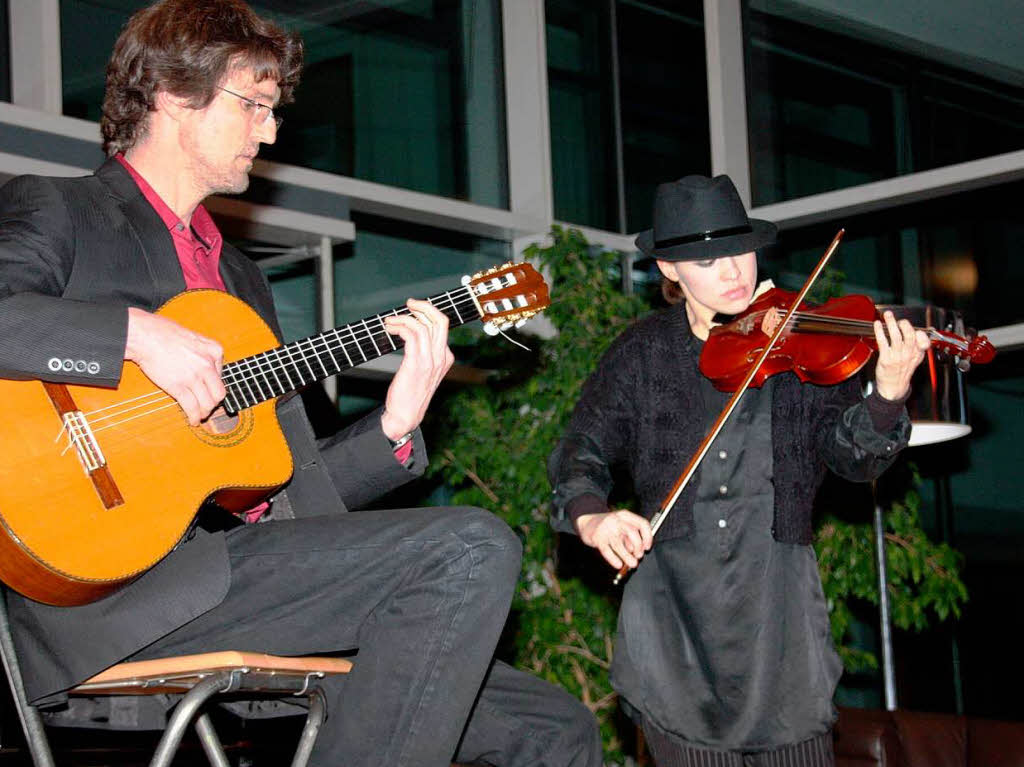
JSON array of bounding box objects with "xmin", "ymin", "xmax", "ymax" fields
[{"xmin": 0, "ymin": 290, "xmax": 293, "ymax": 606}]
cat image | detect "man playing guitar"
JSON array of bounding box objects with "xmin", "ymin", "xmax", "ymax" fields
[{"xmin": 0, "ymin": 2, "xmax": 600, "ymax": 765}]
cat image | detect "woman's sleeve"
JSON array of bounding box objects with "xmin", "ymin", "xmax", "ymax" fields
[
  {"xmin": 548, "ymin": 336, "xmax": 638, "ymax": 535},
  {"xmin": 816, "ymin": 377, "xmax": 912, "ymax": 482}
]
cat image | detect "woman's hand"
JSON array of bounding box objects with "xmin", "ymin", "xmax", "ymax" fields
[
  {"xmin": 873, "ymin": 310, "xmax": 931, "ymax": 401},
  {"xmin": 575, "ymin": 509, "xmax": 653, "ymax": 569}
]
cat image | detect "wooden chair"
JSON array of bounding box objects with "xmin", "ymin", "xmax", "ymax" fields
[{"xmin": 0, "ymin": 593, "xmax": 351, "ymax": 767}]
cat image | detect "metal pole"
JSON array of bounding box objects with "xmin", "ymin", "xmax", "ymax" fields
[
  {"xmin": 872, "ymin": 480, "xmax": 897, "ymax": 710},
  {"xmin": 317, "ymin": 235, "xmax": 337, "ymax": 403},
  {"xmin": 607, "ymin": 0, "xmax": 628, "ymax": 234}
]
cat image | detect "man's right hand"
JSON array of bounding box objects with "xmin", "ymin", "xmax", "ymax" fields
[
  {"xmin": 575, "ymin": 509, "xmax": 653, "ymax": 570},
  {"xmin": 125, "ymin": 307, "xmax": 225, "ymax": 426}
]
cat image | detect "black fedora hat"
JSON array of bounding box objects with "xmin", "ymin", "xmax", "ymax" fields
[{"xmin": 635, "ymin": 175, "xmax": 777, "ymax": 261}]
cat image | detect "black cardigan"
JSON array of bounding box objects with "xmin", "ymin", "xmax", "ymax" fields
[{"xmin": 548, "ymin": 301, "xmax": 910, "ymax": 545}]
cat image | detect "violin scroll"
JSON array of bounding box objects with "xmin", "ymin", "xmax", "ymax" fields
[{"xmin": 927, "ymin": 327, "xmax": 996, "ymax": 373}]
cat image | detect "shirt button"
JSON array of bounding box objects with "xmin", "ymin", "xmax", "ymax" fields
[
  {"xmin": 718, "ymin": 518, "xmax": 727, "ymax": 528},
  {"xmin": 718, "ymin": 484, "xmax": 728, "ymax": 496},
  {"xmin": 175, "ymin": 223, "xmax": 185, "ymax": 231},
  {"xmin": 718, "ymin": 450, "xmax": 728, "ymax": 460}
]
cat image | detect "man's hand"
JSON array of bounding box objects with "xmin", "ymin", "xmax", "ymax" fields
[
  {"xmin": 125, "ymin": 307, "xmax": 225, "ymax": 426},
  {"xmin": 873, "ymin": 310, "xmax": 931, "ymax": 401},
  {"xmin": 576, "ymin": 509, "xmax": 653, "ymax": 570},
  {"xmin": 380, "ymin": 298, "xmax": 455, "ymax": 440}
]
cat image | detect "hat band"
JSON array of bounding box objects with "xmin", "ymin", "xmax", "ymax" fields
[{"xmin": 655, "ymin": 224, "xmax": 753, "ymax": 250}]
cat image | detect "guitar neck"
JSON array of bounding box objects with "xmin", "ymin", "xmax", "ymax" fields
[{"xmin": 221, "ymin": 284, "xmax": 481, "ymax": 414}]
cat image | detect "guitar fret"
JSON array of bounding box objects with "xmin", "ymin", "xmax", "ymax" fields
[
  {"xmin": 261, "ymin": 351, "xmax": 287, "ymax": 395},
  {"xmin": 382, "ymin": 313, "xmax": 397, "ymax": 351},
  {"xmin": 224, "ymin": 388, "xmax": 242, "ymax": 415},
  {"xmin": 303, "ymin": 336, "xmax": 328, "ymax": 379},
  {"xmin": 293, "ymin": 340, "xmax": 316, "ymax": 381},
  {"xmin": 235, "ymin": 359, "xmax": 258, "ymax": 407},
  {"xmin": 246, "ymin": 356, "xmax": 272, "ymax": 402},
  {"xmin": 283, "ymin": 344, "xmax": 309, "ymax": 385},
  {"xmin": 270, "ymin": 348, "xmax": 294, "ymax": 391},
  {"xmin": 347, "ymin": 324, "xmax": 367, "ymax": 362},
  {"xmin": 362, "ymin": 318, "xmax": 381, "ymax": 357},
  {"xmin": 448, "ymin": 290, "xmax": 464, "ymax": 324},
  {"xmin": 330, "ymin": 328, "xmax": 353, "ymax": 368},
  {"xmin": 319, "ymin": 332, "xmax": 341, "ymax": 373}
]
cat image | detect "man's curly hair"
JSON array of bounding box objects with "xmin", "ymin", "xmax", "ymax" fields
[{"xmin": 101, "ymin": 0, "xmax": 303, "ymax": 157}]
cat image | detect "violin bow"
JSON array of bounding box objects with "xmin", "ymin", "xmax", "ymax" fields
[{"xmin": 614, "ymin": 228, "xmax": 846, "ymax": 584}]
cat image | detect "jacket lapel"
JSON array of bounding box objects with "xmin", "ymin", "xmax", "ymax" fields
[{"xmin": 94, "ymin": 158, "xmax": 187, "ymax": 304}]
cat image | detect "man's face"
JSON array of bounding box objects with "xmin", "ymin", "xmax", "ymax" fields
[{"xmin": 180, "ymin": 66, "xmax": 280, "ymax": 196}]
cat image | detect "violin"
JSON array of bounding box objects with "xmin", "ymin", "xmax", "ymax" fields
[{"xmin": 699, "ymin": 288, "xmax": 997, "ymax": 392}]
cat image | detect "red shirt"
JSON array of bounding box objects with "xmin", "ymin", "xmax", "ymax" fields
[{"xmin": 116, "ymin": 154, "xmax": 226, "ymax": 291}]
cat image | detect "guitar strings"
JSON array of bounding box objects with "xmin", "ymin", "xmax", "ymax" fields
[{"xmin": 59, "ymin": 281, "xmax": 524, "ymax": 454}]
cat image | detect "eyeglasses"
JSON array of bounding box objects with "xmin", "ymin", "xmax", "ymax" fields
[{"xmin": 216, "ymin": 86, "xmax": 283, "ymax": 130}]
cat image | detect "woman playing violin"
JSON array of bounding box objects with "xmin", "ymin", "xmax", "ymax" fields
[{"xmin": 548, "ymin": 175, "xmax": 930, "ymax": 766}]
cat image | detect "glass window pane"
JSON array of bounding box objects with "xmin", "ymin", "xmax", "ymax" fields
[
  {"xmin": 745, "ymin": 0, "xmax": 1024, "ymax": 206},
  {"xmin": 759, "ymin": 180, "xmax": 1024, "ymax": 332},
  {"xmin": 59, "ymin": 0, "xmax": 508, "ymax": 207},
  {"xmin": 618, "ymin": 0, "xmax": 710, "ymax": 233},
  {"xmin": 546, "ymin": 0, "xmax": 618, "ymax": 231},
  {"xmin": 337, "ymin": 213, "xmax": 510, "ymax": 326}
]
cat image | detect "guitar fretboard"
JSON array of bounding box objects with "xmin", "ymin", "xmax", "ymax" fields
[{"xmin": 221, "ymin": 283, "xmax": 482, "ymax": 414}]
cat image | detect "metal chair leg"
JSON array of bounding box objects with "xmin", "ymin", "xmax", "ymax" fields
[
  {"xmin": 150, "ymin": 672, "xmax": 233, "ymax": 767},
  {"xmin": 291, "ymin": 687, "xmax": 327, "ymax": 767},
  {"xmin": 0, "ymin": 596, "xmax": 55, "ymax": 767},
  {"xmin": 195, "ymin": 711, "xmax": 232, "ymax": 767}
]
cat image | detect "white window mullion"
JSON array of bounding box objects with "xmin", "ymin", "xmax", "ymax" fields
[
  {"xmin": 501, "ymin": 0, "xmax": 553, "ymax": 226},
  {"xmin": 9, "ymin": 0, "xmax": 62, "ymax": 114},
  {"xmin": 704, "ymin": 0, "xmax": 751, "ymax": 207}
]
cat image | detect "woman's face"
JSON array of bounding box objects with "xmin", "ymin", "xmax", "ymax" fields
[{"xmin": 657, "ymin": 252, "xmax": 758, "ymax": 321}]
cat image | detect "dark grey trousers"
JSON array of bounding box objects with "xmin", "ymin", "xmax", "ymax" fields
[{"xmin": 132, "ymin": 508, "xmax": 601, "ymax": 767}]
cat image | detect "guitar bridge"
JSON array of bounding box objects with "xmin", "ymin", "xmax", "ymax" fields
[
  {"xmin": 44, "ymin": 382, "xmax": 125, "ymax": 510},
  {"xmin": 62, "ymin": 410, "xmax": 107, "ymax": 473}
]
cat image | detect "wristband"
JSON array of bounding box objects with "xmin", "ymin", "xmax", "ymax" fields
[{"xmin": 388, "ymin": 432, "xmax": 413, "ymax": 450}]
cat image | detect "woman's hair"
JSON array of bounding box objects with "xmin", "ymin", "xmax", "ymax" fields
[
  {"xmin": 101, "ymin": 0, "xmax": 304, "ymax": 156},
  {"xmin": 661, "ymin": 276, "xmax": 684, "ymax": 305}
]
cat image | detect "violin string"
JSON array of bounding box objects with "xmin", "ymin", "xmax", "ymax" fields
[{"xmin": 776, "ymin": 311, "xmax": 969, "ymax": 351}]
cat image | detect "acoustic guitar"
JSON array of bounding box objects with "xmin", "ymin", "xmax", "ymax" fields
[{"xmin": 0, "ymin": 262, "xmax": 549, "ymax": 606}]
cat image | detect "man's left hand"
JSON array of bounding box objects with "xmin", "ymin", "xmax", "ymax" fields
[
  {"xmin": 873, "ymin": 310, "xmax": 931, "ymax": 401},
  {"xmin": 380, "ymin": 298, "xmax": 454, "ymax": 440}
]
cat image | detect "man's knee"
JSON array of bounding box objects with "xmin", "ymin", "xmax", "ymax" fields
[
  {"xmin": 449, "ymin": 506, "xmax": 523, "ymax": 580},
  {"xmin": 545, "ymin": 689, "xmax": 603, "ymax": 767}
]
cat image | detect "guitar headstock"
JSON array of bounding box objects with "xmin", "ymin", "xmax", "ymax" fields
[{"xmin": 464, "ymin": 262, "xmax": 551, "ymax": 335}]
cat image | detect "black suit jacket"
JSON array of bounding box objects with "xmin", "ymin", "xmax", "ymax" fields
[{"xmin": 0, "ymin": 158, "xmax": 424, "ymax": 703}]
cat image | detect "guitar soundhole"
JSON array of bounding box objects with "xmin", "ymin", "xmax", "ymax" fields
[{"xmin": 203, "ymin": 410, "xmax": 240, "ymax": 435}]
